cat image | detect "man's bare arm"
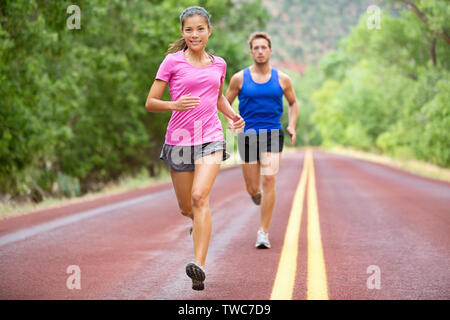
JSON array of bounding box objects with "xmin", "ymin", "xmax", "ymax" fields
[
  {"xmin": 280, "ymin": 72, "xmax": 299, "ymax": 145},
  {"xmin": 225, "ymin": 71, "xmax": 243, "ymax": 106}
]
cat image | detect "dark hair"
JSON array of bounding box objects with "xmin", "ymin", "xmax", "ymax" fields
[
  {"xmin": 167, "ymin": 6, "xmax": 211, "ymax": 54},
  {"xmin": 248, "ymin": 31, "xmax": 272, "ymax": 49}
]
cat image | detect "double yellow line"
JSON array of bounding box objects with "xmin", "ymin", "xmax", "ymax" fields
[{"xmin": 270, "ymin": 149, "xmax": 329, "ymax": 300}]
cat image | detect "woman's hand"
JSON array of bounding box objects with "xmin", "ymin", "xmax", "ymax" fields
[
  {"xmin": 227, "ymin": 114, "xmax": 245, "ymax": 133},
  {"xmin": 172, "ymin": 93, "xmax": 200, "ymax": 111}
]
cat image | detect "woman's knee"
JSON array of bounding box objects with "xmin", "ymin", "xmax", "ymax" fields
[
  {"xmin": 246, "ymin": 184, "xmax": 260, "ymax": 196},
  {"xmin": 191, "ymin": 190, "xmax": 209, "ymax": 208},
  {"xmin": 177, "ymin": 199, "xmax": 192, "ymax": 216},
  {"xmin": 180, "ymin": 209, "xmax": 193, "ymax": 219}
]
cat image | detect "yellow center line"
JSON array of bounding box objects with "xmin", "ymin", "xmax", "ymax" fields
[
  {"xmin": 270, "ymin": 150, "xmax": 309, "ymax": 300},
  {"xmin": 306, "ymin": 151, "xmax": 329, "ymax": 300},
  {"xmin": 270, "ymin": 149, "xmax": 329, "ymax": 300}
]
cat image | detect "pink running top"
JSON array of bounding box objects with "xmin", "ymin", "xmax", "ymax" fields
[{"xmin": 155, "ymin": 50, "xmax": 226, "ymax": 146}]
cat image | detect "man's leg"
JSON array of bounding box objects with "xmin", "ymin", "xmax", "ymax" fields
[
  {"xmin": 241, "ymin": 162, "xmax": 261, "ymax": 197},
  {"xmin": 238, "ymin": 131, "xmax": 261, "ymax": 200},
  {"xmin": 259, "ymin": 152, "xmax": 281, "ymax": 231}
]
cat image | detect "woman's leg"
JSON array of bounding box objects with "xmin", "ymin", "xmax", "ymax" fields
[
  {"xmin": 191, "ymin": 151, "xmax": 222, "ymax": 267},
  {"xmin": 170, "ymin": 170, "xmax": 195, "ymax": 220}
]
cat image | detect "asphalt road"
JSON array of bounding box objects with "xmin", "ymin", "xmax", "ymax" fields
[{"xmin": 0, "ymin": 150, "xmax": 449, "ymax": 299}]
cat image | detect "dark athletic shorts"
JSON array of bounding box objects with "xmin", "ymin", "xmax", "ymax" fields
[
  {"xmin": 237, "ymin": 129, "xmax": 284, "ymax": 163},
  {"xmin": 160, "ymin": 141, "xmax": 230, "ymax": 172}
]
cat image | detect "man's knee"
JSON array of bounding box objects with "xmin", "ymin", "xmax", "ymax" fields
[{"xmin": 262, "ymin": 174, "xmax": 276, "ymax": 190}]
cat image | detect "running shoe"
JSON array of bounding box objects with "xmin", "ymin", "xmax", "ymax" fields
[
  {"xmin": 186, "ymin": 262, "xmax": 206, "ymax": 291},
  {"xmin": 255, "ymin": 229, "xmax": 271, "ymax": 249},
  {"xmin": 251, "ymin": 192, "xmax": 262, "ymax": 205}
]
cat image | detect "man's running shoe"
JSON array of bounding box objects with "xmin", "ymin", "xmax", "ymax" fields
[
  {"xmin": 251, "ymin": 192, "xmax": 262, "ymax": 205},
  {"xmin": 186, "ymin": 262, "xmax": 206, "ymax": 291},
  {"xmin": 255, "ymin": 229, "xmax": 271, "ymax": 249}
]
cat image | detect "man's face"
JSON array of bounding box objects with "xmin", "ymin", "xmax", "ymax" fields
[{"xmin": 250, "ymin": 38, "xmax": 272, "ymax": 65}]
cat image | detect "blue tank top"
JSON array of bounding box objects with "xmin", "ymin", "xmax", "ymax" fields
[{"xmin": 238, "ymin": 67, "xmax": 284, "ymax": 133}]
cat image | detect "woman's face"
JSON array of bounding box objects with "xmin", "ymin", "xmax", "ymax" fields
[{"xmin": 181, "ymin": 15, "xmax": 211, "ymax": 52}]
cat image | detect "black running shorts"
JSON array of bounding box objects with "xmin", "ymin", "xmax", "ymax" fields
[{"xmin": 237, "ymin": 129, "xmax": 284, "ymax": 163}]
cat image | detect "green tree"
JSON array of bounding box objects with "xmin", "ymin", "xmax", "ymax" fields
[
  {"xmin": 310, "ymin": 3, "xmax": 449, "ymax": 166},
  {"xmin": 0, "ymin": 0, "xmax": 269, "ymax": 200}
]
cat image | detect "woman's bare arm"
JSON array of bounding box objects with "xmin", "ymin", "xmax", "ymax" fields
[{"xmin": 145, "ymin": 79, "xmax": 200, "ymax": 112}]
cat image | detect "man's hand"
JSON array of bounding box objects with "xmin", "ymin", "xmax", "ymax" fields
[{"xmin": 286, "ymin": 125, "xmax": 296, "ymax": 146}]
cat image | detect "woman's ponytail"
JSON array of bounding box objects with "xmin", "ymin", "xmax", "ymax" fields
[{"xmin": 166, "ymin": 37, "xmax": 187, "ymax": 54}]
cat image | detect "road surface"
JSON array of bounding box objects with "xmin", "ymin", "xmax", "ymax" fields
[{"xmin": 0, "ymin": 150, "xmax": 449, "ymax": 300}]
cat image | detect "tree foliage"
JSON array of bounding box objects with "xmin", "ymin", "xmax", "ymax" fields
[
  {"xmin": 0, "ymin": 0, "xmax": 269, "ymax": 200},
  {"xmin": 263, "ymin": 0, "xmax": 381, "ymax": 64},
  {"xmin": 309, "ymin": 1, "xmax": 449, "ymax": 166}
]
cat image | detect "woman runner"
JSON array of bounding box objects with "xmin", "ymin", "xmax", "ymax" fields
[{"xmin": 145, "ymin": 6, "xmax": 245, "ymax": 291}]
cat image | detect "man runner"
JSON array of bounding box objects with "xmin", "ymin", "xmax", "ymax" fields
[{"xmin": 225, "ymin": 32, "xmax": 299, "ymax": 249}]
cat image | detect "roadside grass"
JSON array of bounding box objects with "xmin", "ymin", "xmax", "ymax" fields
[
  {"xmin": 323, "ymin": 146, "xmax": 450, "ymax": 183},
  {"xmin": 0, "ymin": 168, "xmax": 171, "ymax": 221}
]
